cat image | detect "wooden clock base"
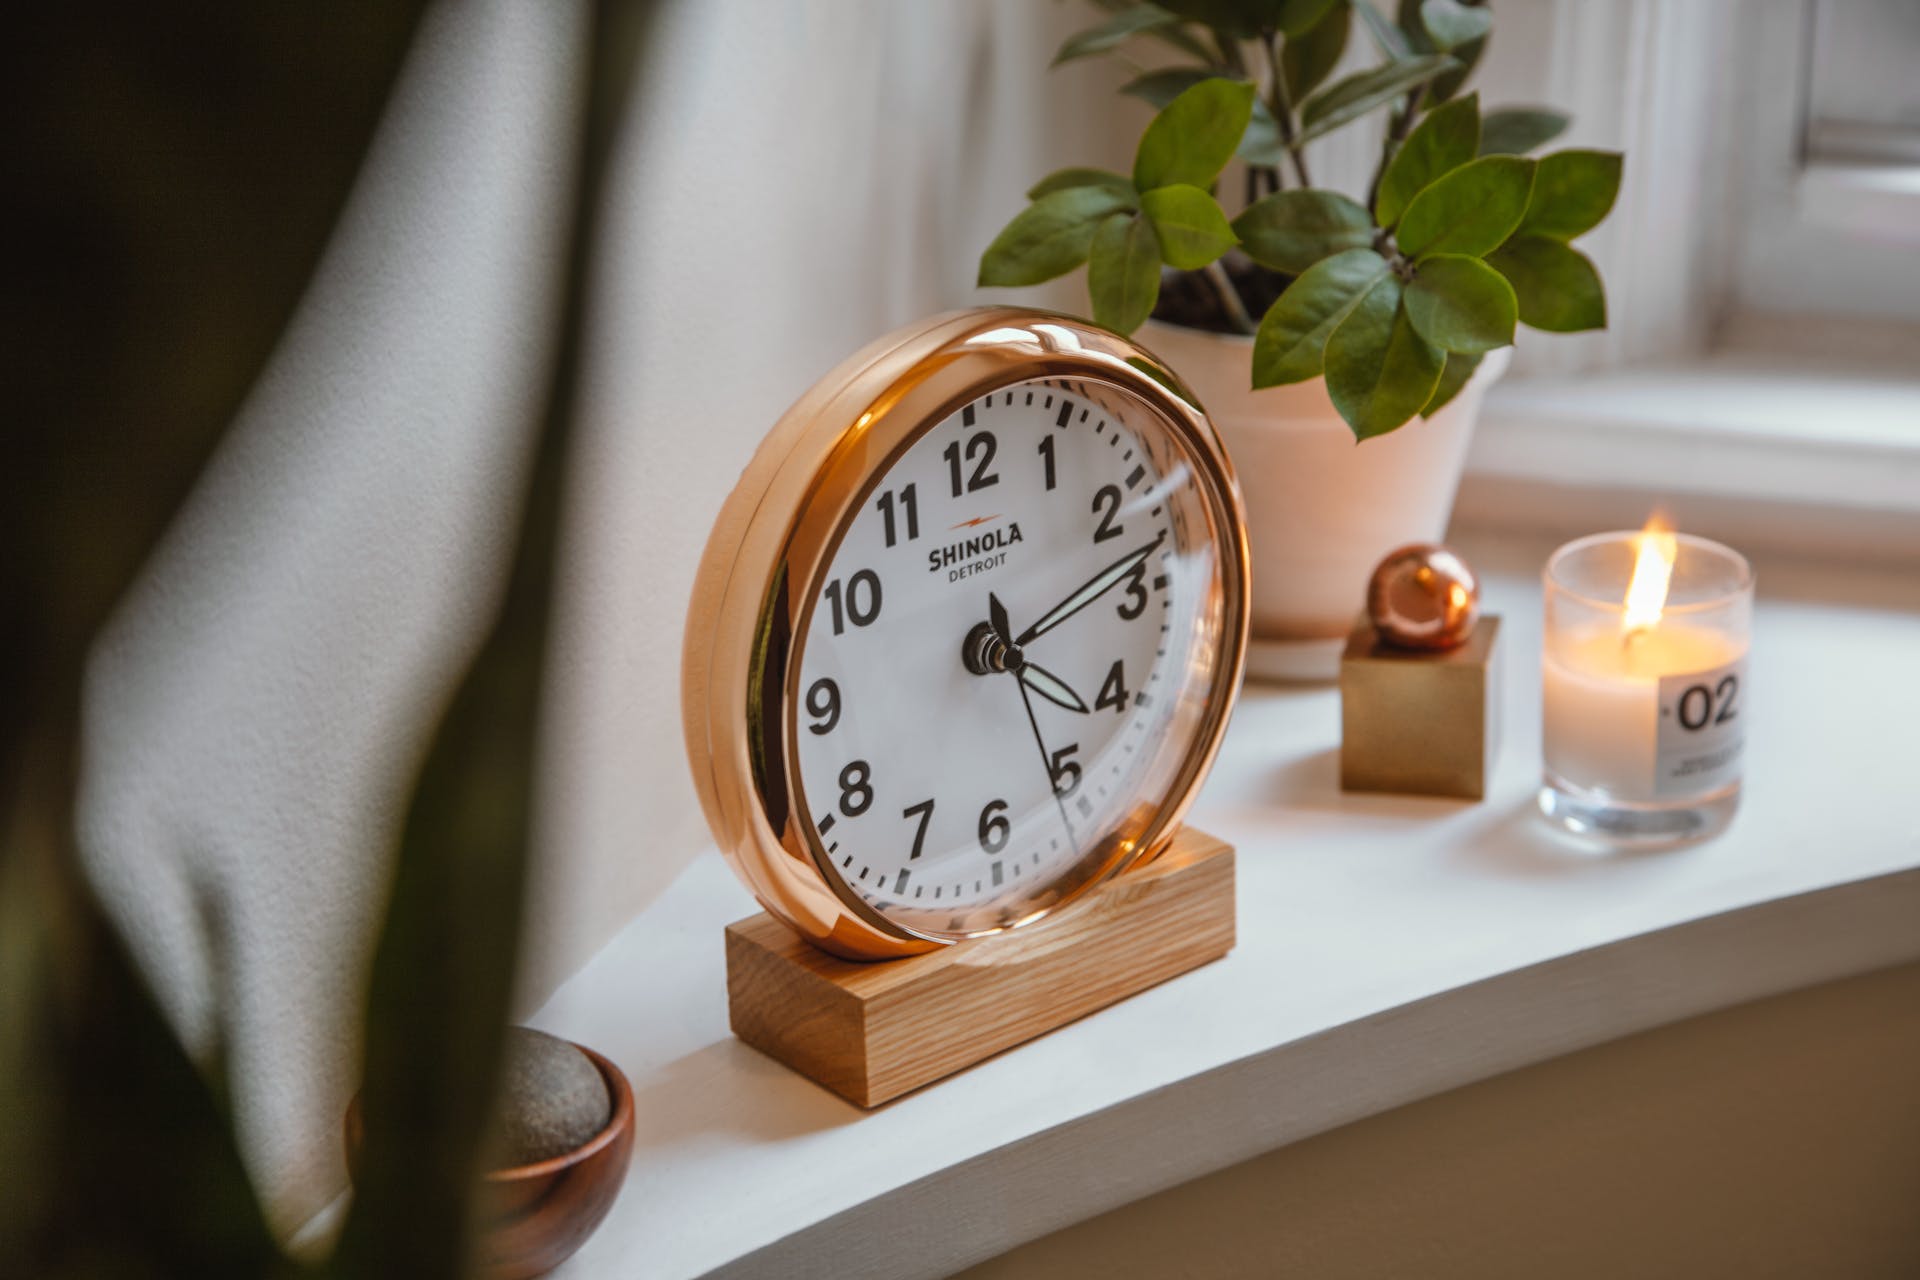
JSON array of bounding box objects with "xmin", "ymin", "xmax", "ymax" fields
[{"xmin": 723, "ymin": 827, "xmax": 1235, "ymax": 1108}]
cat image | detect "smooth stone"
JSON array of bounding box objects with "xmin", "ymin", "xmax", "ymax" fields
[{"xmin": 493, "ymin": 1027, "xmax": 611, "ymax": 1168}]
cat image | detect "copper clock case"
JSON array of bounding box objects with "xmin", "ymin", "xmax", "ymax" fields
[{"xmin": 682, "ymin": 308, "xmax": 1250, "ymax": 959}]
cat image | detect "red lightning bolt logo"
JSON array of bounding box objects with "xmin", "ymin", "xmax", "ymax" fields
[{"xmin": 949, "ymin": 514, "xmax": 1001, "ymax": 530}]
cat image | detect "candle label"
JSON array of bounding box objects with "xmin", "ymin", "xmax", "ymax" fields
[{"xmin": 1655, "ymin": 656, "xmax": 1748, "ymax": 798}]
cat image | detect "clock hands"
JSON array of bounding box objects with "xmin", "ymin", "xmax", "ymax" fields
[
  {"xmin": 1019, "ymin": 662, "xmax": 1089, "ymax": 714},
  {"xmin": 1015, "ymin": 644, "xmax": 1082, "ymax": 858},
  {"xmin": 1014, "ymin": 535, "xmax": 1163, "ymax": 646},
  {"xmin": 965, "ymin": 593, "xmax": 1090, "ymax": 714},
  {"xmin": 969, "ymin": 590, "xmax": 1084, "ymax": 856}
]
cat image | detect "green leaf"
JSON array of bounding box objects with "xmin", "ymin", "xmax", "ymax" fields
[
  {"xmin": 1239, "ymin": 98, "xmax": 1290, "ymax": 166},
  {"xmin": 1121, "ymin": 67, "xmax": 1224, "ymax": 109},
  {"xmin": 1089, "ymin": 213, "xmax": 1163, "ymax": 334},
  {"xmin": 979, "ymin": 187, "xmax": 1135, "ymax": 287},
  {"xmin": 1276, "ymin": 0, "xmax": 1343, "ymax": 36},
  {"xmin": 1153, "ymin": 0, "xmax": 1325, "ymax": 37},
  {"xmin": 1028, "ymin": 168, "xmax": 1139, "ymax": 202},
  {"xmin": 1403, "ymin": 253, "xmax": 1516, "ymax": 352},
  {"xmin": 1425, "ymin": 37, "xmax": 1484, "ymax": 105},
  {"xmin": 1418, "ymin": 0, "xmax": 1490, "ymax": 51},
  {"xmin": 1281, "ymin": 1, "xmax": 1351, "ymax": 100},
  {"xmin": 1411, "ymin": 0, "xmax": 1486, "ymax": 100},
  {"xmin": 1134, "ymin": 77, "xmax": 1257, "ymax": 190},
  {"xmin": 1140, "ymin": 183, "xmax": 1239, "ymax": 268},
  {"xmin": 1374, "ymin": 91, "xmax": 1479, "ymax": 227},
  {"xmin": 1053, "ymin": 4, "xmax": 1178, "ymax": 66},
  {"xmin": 1394, "ymin": 0, "xmax": 1434, "ymax": 51},
  {"xmin": 1233, "ymin": 188, "xmax": 1373, "ymax": 272},
  {"xmin": 1325, "ymin": 279, "xmax": 1445, "ymax": 438},
  {"xmin": 1421, "ymin": 349, "xmax": 1484, "ymax": 416},
  {"xmin": 1296, "ymin": 54, "xmax": 1457, "ymax": 142},
  {"xmin": 1394, "ymin": 154, "xmax": 1533, "ymax": 259},
  {"xmin": 1120, "ymin": 71, "xmax": 1287, "ymax": 169},
  {"xmin": 1486, "ymin": 234, "xmax": 1607, "ymax": 331},
  {"xmin": 1515, "ymin": 148, "xmax": 1623, "ymax": 240},
  {"xmin": 1355, "ymin": 0, "xmax": 1412, "ymax": 58},
  {"xmin": 1250, "ymin": 247, "xmax": 1389, "ymax": 386},
  {"xmin": 1480, "ymin": 107, "xmax": 1571, "ymax": 155},
  {"xmin": 340, "ymin": 7, "xmax": 652, "ymax": 1273}
]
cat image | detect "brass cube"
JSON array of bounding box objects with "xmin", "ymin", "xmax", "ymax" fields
[{"xmin": 1340, "ymin": 614, "xmax": 1502, "ymax": 800}]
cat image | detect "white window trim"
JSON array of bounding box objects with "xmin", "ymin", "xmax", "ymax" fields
[{"xmin": 1454, "ymin": 0, "xmax": 1920, "ymax": 561}]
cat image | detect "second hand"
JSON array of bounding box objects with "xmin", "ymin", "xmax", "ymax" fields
[{"xmin": 1017, "ymin": 666, "xmax": 1080, "ymax": 858}]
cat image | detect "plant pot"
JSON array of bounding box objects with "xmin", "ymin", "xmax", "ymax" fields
[
  {"xmin": 1140, "ymin": 319, "xmax": 1510, "ymax": 682},
  {"xmin": 346, "ymin": 1043, "xmax": 636, "ymax": 1280}
]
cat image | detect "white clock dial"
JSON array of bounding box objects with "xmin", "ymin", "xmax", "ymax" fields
[{"xmin": 791, "ymin": 376, "xmax": 1223, "ymax": 937}]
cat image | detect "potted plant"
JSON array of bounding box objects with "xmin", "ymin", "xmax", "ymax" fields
[{"xmin": 979, "ymin": 0, "xmax": 1620, "ymax": 677}]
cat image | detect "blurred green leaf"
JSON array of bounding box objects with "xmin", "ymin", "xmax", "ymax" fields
[
  {"xmin": 1412, "ymin": 0, "xmax": 1485, "ymax": 99},
  {"xmin": 1421, "ymin": 349, "xmax": 1484, "ymax": 416},
  {"xmin": 1374, "ymin": 91, "xmax": 1479, "ymax": 227},
  {"xmin": 1140, "ymin": 183, "xmax": 1239, "ymax": 268},
  {"xmin": 336, "ymin": 3, "xmax": 656, "ymax": 1276},
  {"xmin": 1089, "ymin": 213, "xmax": 1163, "ymax": 333},
  {"xmin": 1251, "ymin": 247, "xmax": 1389, "ymax": 386},
  {"xmin": 1153, "ymin": 0, "xmax": 1265, "ymax": 38},
  {"xmin": 1133, "ymin": 77, "xmax": 1257, "ymax": 190},
  {"xmin": 1275, "ymin": 0, "xmax": 1343, "ymax": 37},
  {"xmin": 3, "ymin": 1, "xmax": 428, "ymax": 1269},
  {"xmin": 1028, "ymin": 167, "xmax": 1139, "ymax": 202},
  {"xmin": 1233, "ymin": 188, "xmax": 1374, "ymax": 272},
  {"xmin": 979, "ymin": 187, "xmax": 1134, "ymax": 287},
  {"xmin": 1403, "ymin": 253, "xmax": 1515, "ymax": 352},
  {"xmin": 1054, "ymin": 4, "xmax": 1179, "ymax": 66},
  {"xmin": 1297, "ymin": 54, "xmax": 1457, "ymax": 142},
  {"xmin": 1394, "ymin": 0, "xmax": 1434, "ymax": 51},
  {"xmin": 1121, "ymin": 67, "xmax": 1225, "ymax": 108},
  {"xmin": 1515, "ymin": 148, "xmax": 1623, "ymax": 240},
  {"xmin": 1479, "ymin": 106, "xmax": 1571, "ymax": 155},
  {"xmin": 1325, "ymin": 281, "xmax": 1445, "ymax": 438},
  {"xmin": 1395, "ymin": 154, "xmax": 1533, "ymax": 259},
  {"xmin": 1239, "ymin": 98, "xmax": 1291, "ymax": 166},
  {"xmin": 1418, "ymin": 0, "xmax": 1490, "ymax": 51},
  {"xmin": 1487, "ymin": 234, "xmax": 1607, "ymax": 331},
  {"xmin": 1281, "ymin": 1, "xmax": 1352, "ymax": 100},
  {"xmin": 1355, "ymin": 0, "xmax": 1412, "ymax": 58}
]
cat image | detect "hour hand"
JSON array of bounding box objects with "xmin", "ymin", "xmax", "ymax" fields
[
  {"xmin": 1015, "ymin": 536, "xmax": 1162, "ymax": 646},
  {"xmin": 1019, "ymin": 661, "xmax": 1088, "ymax": 714}
]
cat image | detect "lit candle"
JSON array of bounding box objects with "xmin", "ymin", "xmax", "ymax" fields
[{"xmin": 1539, "ymin": 518, "xmax": 1753, "ymax": 845}]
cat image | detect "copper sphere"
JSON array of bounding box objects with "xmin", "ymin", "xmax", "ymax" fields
[{"xmin": 1366, "ymin": 543, "xmax": 1480, "ymax": 650}]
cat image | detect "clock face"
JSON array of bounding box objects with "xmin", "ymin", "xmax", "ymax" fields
[{"xmin": 790, "ymin": 375, "xmax": 1227, "ymax": 939}]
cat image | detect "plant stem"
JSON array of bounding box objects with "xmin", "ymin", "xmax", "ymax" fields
[
  {"xmin": 1365, "ymin": 84, "xmax": 1427, "ymax": 216},
  {"xmin": 1202, "ymin": 259, "xmax": 1258, "ymax": 335},
  {"xmin": 1262, "ymin": 32, "xmax": 1313, "ymax": 189}
]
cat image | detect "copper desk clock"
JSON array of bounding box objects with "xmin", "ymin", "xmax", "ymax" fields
[{"xmin": 683, "ymin": 309, "xmax": 1249, "ymax": 1104}]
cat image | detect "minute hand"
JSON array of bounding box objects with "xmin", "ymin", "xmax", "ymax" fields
[{"xmin": 1015, "ymin": 537, "xmax": 1162, "ymax": 646}]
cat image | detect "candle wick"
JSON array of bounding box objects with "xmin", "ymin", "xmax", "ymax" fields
[{"xmin": 1621, "ymin": 626, "xmax": 1648, "ymax": 651}]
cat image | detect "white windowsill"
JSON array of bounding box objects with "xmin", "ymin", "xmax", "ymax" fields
[
  {"xmin": 1457, "ymin": 324, "xmax": 1920, "ymax": 563},
  {"xmin": 526, "ymin": 533, "xmax": 1920, "ymax": 1280}
]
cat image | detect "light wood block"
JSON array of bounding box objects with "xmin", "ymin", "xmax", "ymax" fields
[{"xmin": 724, "ymin": 827, "xmax": 1235, "ymax": 1108}]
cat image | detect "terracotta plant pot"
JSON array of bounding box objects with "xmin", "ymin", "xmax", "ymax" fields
[
  {"xmin": 346, "ymin": 1043, "xmax": 635, "ymax": 1279},
  {"xmin": 1141, "ymin": 319, "xmax": 1509, "ymax": 681}
]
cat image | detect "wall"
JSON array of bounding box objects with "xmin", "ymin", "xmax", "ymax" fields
[{"xmin": 77, "ymin": 0, "xmax": 1128, "ymax": 1240}]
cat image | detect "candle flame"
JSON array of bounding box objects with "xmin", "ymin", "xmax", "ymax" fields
[{"xmin": 1622, "ymin": 514, "xmax": 1677, "ymax": 636}]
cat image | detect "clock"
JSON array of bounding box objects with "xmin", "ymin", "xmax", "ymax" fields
[{"xmin": 683, "ymin": 308, "xmax": 1249, "ymax": 960}]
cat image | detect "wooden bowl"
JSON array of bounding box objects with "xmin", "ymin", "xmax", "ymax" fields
[{"xmin": 346, "ymin": 1043, "xmax": 635, "ymax": 1279}]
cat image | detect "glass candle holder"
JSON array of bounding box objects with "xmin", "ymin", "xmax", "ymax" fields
[{"xmin": 1539, "ymin": 530, "xmax": 1753, "ymax": 846}]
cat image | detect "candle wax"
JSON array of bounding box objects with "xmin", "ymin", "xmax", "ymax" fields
[{"xmin": 1543, "ymin": 622, "xmax": 1746, "ymax": 802}]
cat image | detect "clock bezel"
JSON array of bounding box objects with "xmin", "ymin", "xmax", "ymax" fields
[{"xmin": 682, "ymin": 308, "xmax": 1250, "ymax": 959}]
